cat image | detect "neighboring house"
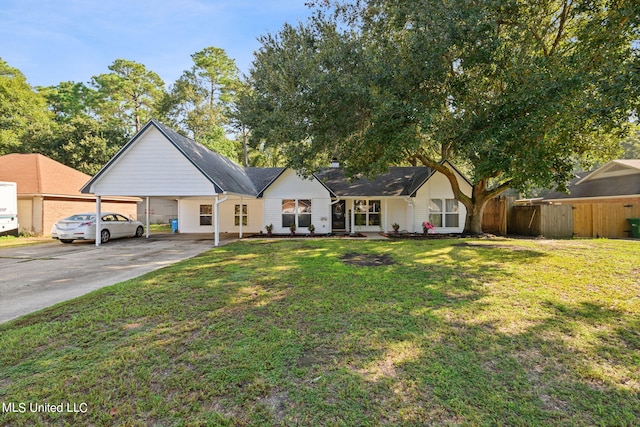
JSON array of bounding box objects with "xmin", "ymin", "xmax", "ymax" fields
[
  {"xmin": 542, "ymin": 159, "xmax": 640, "ymax": 204},
  {"xmin": 81, "ymin": 120, "xmax": 472, "ymax": 245},
  {"xmin": 0, "ymin": 153, "xmax": 139, "ymax": 236}
]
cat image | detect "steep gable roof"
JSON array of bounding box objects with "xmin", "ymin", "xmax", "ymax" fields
[
  {"xmin": 80, "ymin": 120, "xmax": 471, "ymax": 199},
  {"xmin": 576, "ymin": 159, "xmax": 640, "ymax": 184},
  {"xmin": 81, "ymin": 120, "xmax": 257, "ymax": 196},
  {"xmin": 0, "ymin": 153, "xmax": 91, "ymax": 196},
  {"xmin": 543, "ymin": 160, "xmax": 640, "ymax": 201}
]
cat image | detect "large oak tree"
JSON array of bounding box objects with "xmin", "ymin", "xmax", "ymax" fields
[{"xmin": 242, "ymin": 0, "xmax": 639, "ymax": 234}]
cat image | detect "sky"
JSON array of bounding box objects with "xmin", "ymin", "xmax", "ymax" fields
[{"xmin": 0, "ymin": 0, "xmax": 314, "ymax": 88}]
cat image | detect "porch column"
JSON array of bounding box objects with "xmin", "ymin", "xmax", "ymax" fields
[
  {"xmin": 145, "ymin": 197, "xmax": 150, "ymax": 238},
  {"xmin": 411, "ymin": 200, "xmax": 415, "ymax": 233},
  {"xmin": 351, "ymin": 199, "xmax": 355, "ymax": 235},
  {"xmin": 239, "ymin": 195, "xmax": 243, "ymax": 239},
  {"xmin": 384, "ymin": 200, "xmax": 388, "ymax": 233},
  {"xmin": 95, "ymin": 196, "xmax": 101, "ymax": 247}
]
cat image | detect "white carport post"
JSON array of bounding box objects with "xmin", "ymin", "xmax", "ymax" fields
[
  {"xmin": 145, "ymin": 197, "xmax": 150, "ymax": 238},
  {"xmin": 95, "ymin": 196, "xmax": 102, "ymax": 247},
  {"xmin": 214, "ymin": 194, "xmax": 228, "ymax": 247}
]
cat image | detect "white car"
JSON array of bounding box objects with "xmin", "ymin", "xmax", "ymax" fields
[{"xmin": 51, "ymin": 213, "xmax": 144, "ymax": 244}]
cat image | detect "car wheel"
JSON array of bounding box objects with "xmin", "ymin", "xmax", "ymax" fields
[
  {"xmin": 60, "ymin": 239, "xmax": 74, "ymax": 244},
  {"xmin": 100, "ymin": 229, "xmax": 110, "ymax": 244},
  {"xmin": 135, "ymin": 226, "xmax": 144, "ymax": 237}
]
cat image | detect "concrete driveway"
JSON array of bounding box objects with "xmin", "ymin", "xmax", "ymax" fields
[{"xmin": 0, "ymin": 233, "xmax": 237, "ymax": 324}]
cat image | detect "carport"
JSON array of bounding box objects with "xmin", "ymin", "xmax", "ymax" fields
[{"xmin": 81, "ymin": 120, "xmax": 260, "ymax": 247}]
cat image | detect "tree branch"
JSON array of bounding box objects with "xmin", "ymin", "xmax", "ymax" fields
[
  {"xmin": 414, "ymin": 151, "xmax": 472, "ymax": 207},
  {"xmin": 550, "ymin": 0, "xmax": 572, "ymax": 56}
]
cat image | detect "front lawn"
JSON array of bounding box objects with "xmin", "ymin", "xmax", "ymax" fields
[{"xmin": 1, "ymin": 238, "xmax": 638, "ymax": 426}]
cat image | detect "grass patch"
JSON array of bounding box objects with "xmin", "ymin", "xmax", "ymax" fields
[
  {"xmin": 0, "ymin": 235, "xmax": 53, "ymax": 248},
  {"xmin": 1, "ymin": 238, "xmax": 639, "ymax": 426}
]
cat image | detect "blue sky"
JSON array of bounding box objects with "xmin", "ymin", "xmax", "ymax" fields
[{"xmin": 0, "ymin": 0, "xmax": 313, "ymax": 88}]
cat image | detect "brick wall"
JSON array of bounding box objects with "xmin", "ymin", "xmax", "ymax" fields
[{"xmin": 41, "ymin": 198, "xmax": 138, "ymax": 236}]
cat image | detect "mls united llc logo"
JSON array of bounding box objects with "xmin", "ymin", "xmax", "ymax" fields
[{"xmin": 2, "ymin": 401, "xmax": 88, "ymax": 414}]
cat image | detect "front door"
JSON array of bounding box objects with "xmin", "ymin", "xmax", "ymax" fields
[{"xmin": 332, "ymin": 200, "xmax": 346, "ymax": 231}]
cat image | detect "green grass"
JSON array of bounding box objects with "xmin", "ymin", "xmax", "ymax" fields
[
  {"xmin": 1, "ymin": 238, "xmax": 639, "ymax": 426},
  {"xmin": 0, "ymin": 234, "xmax": 53, "ymax": 248}
]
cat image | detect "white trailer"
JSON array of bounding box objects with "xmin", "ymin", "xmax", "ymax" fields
[{"xmin": 0, "ymin": 181, "xmax": 19, "ymax": 237}]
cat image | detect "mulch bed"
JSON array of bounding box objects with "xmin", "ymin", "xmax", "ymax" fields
[
  {"xmin": 247, "ymin": 233, "xmax": 368, "ymax": 239},
  {"xmin": 384, "ymin": 232, "xmax": 465, "ymax": 239}
]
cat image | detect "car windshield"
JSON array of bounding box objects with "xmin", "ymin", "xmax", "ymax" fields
[{"xmin": 66, "ymin": 214, "xmax": 95, "ymax": 221}]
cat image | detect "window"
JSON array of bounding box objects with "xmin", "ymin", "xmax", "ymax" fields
[
  {"xmin": 200, "ymin": 204, "xmax": 212, "ymax": 226},
  {"xmin": 428, "ymin": 199, "xmax": 459, "ymax": 228},
  {"xmin": 354, "ymin": 200, "xmax": 381, "ymax": 226},
  {"xmin": 445, "ymin": 199, "xmax": 459, "ymax": 227},
  {"xmin": 428, "ymin": 200, "xmax": 443, "ymax": 227},
  {"xmin": 282, "ymin": 199, "xmax": 312, "ymax": 227},
  {"xmin": 235, "ymin": 204, "xmax": 247, "ymax": 226},
  {"xmin": 298, "ymin": 199, "xmax": 312, "ymax": 227},
  {"xmin": 282, "ymin": 199, "xmax": 296, "ymax": 227}
]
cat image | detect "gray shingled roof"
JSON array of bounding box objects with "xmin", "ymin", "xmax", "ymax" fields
[
  {"xmin": 152, "ymin": 121, "xmax": 257, "ymax": 195},
  {"xmin": 315, "ymin": 167, "xmax": 435, "ymax": 197},
  {"xmin": 83, "ymin": 120, "xmax": 450, "ymax": 198},
  {"xmin": 244, "ymin": 167, "xmax": 286, "ymax": 197},
  {"xmin": 543, "ymin": 171, "xmax": 640, "ymax": 200}
]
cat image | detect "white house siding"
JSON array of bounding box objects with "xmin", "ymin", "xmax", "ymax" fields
[
  {"xmin": 386, "ymin": 198, "xmax": 409, "ymax": 232},
  {"xmin": 177, "ymin": 197, "xmax": 263, "ymax": 234},
  {"xmin": 89, "ymin": 127, "xmax": 216, "ymax": 197},
  {"xmin": 414, "ymin": 169, "xmax": 472, "ymax": 234},
  {"xmin": 217, "ymin": 197, "xmax": 263, "ymax": 234},
  {"xmin": 262, "ymin": 170, "xmax": 331, "ymax": 234}
]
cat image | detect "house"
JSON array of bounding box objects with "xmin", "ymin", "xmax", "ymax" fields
[
  {"xmin": 542, "ymin": 159, "xmax": 640, "ymax": 204},
  {"xmin": 81, "ymin": 120, "xmax": 472, "ymax": 245},
  {"xmin": 0, "ymin": 153, "xmax": 139, "ymax": 236}
]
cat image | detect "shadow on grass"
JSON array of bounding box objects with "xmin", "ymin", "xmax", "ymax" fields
[{"xmin": 1, "ymin": 239, "xmax": 638, "ymax": 426}]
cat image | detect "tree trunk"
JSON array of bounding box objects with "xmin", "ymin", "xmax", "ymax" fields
[
  {"xmin": 242, "ymin": 124, "xmax": 249, "ymax": 167},
  {"xmin": 463, "ymin": 199, "xmax": 487, "ymax": 235},
  {"xmin": 413, "ymin": 155, "xmax": 510, "ymax": 235}
]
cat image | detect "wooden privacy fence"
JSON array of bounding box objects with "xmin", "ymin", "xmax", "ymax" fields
[
  {"xmin": 482, "ymin": 197, "xmax": 507, "ymax": 235},
  {"xmin": 511, "ymin": 204, "xmax": 573, "ymax": 238},
  {"xmin": 572, "ymin": 202, "xmax": 640, "ymax": 238},
  {"xmin": 509, "ymin": 201, "xmax": 640, "ymax": 238}
]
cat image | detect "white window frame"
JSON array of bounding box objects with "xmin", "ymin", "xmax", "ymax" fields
[
  {"xmin": 199, "ymin": 204, "xmax": 212, "ymax": 226},
  {"xmin": 234, "ymin": 204, "xmax": 247, "ymax": 226},
  {"xmin": 429, "ymin": 198, "xmax": 459, "ymax": 228},
  {"xmin": 282, "ymin": 199, "xmax": 312, "ymax": 228},
  {"xmin": 354, "ymin": 199, "xmax": 381, "ymax": 227}
]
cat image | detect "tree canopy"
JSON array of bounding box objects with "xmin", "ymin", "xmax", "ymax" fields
[
  {"xmin": 0, "ymin": 46, "xmax": 250, "ymax": 172},
  {"xmin": 0, "ymin": 58, "xmax": 54, "ymax": 155},
  {"xmin": 161, "ymin": 47, "xmax": 242, "ymax": 160},
  {"xmin": 241, "ymin": 0, "xmax": 640, "ymax": 233}
]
